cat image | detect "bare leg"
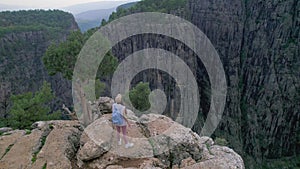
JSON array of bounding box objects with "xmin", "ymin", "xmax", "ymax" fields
[
  {"xmin": 121, "ymin": 126, "xmax": 128, "ymax": 144},
  {"xmin": 116, "ymin": 126, "xmax": 121, "ymax": 142}
]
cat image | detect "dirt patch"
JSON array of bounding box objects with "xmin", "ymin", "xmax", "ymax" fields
[
  {"xmin": 146, "ymin": 116, "xmax": 174, "ymax": 136},
  {"xmin": 115, "ymin": 158, "xmax": 147, "ymax": 168}
]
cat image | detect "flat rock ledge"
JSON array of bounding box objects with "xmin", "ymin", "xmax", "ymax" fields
[{"xmin": 0, "ymin": 114, "xmax": 244, "ymax": 169}]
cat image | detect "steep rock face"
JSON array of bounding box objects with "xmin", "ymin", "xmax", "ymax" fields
[
  {"xmin": 188, "ymin": 0, "xmax": 299, "ymax": 166},
  {"xmin": 108, "ymin": 0, "xmax": 299, "ymax": 167},
  {"xmin": 0, "ymin": 10, "xmax": 79, "ymax": 113},
  {"xmin": 188, "ymin": 0, "xmax": 300, "ymax": 167},
  {"xmin": 188, "ymin": 0, "xmax": 245, "ymax": 157},
  {"xmin": 239, "ymin": 0, "xmax": 300, "ymax": 163}
]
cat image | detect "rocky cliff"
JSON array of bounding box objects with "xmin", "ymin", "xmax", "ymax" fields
[
  {"xmin": 0, "ymin": 112, "xmax": 245, "ymax": 169},
  {"xmin": 188, "ymin": 0, "xmax": 300, "ymax": 167},
  {"xmin": 0, "ymin": 10, "xmax": 78, "ymax": 114},
  {"xmin": 106, "ymin": 0, "xmax": 299, "ymax": 168}
]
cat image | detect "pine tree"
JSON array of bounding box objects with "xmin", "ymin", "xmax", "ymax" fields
[
  {"xmin": 7, "ymin": 81, "xmax": 61, "ymax": 129},
  {"xmin": 129, "ymin": 82, "xmax": 151, "ymax": 112}
]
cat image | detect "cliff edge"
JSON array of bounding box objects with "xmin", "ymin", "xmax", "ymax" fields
[{"xmin": 0, "ymin": 109, "xmax": 244, "ymax": 169}]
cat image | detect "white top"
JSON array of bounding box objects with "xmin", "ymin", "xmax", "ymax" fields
[{"xmin": 112, "ymin": 103, "xmax": 126, "ymax": 126}]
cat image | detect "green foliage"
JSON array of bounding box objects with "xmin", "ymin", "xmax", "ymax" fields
[
  {"xmin": 262, "ymin": 155, "xmax": 300, "ymax": 169},
  {"xmin": 0, "ymin": 118, "xmax": 8, "ymax": 128},
  {"xmin": 102, "ymin": 0, "xmax": 187, "ymax": 25},
  {"xmin": 83, "ymin": 80, "xmax": 106, "ymax": 101},
  {"xmin": 132, "ymin": 0, "xmax": 187, "ymax": 13},
  {"xmin": 32, "ymin": 131, "xmax": 50, "ymax": 164},
  {"xmin": 42, "ymin": 163, "xmax": 47, "ymax": 169},
  {"xmin": 43, "ymin": 31, "xmax": 84, "ymax": 79},
  {"xmin": 98, "ymin": 51, "xmax": 118, "ymax": 78},
  {"xmin": 117, "ymin": 2, "xmax": 138, "ymax": 11},
  {"xmin": 0, "ymin": 10, "xmax": 73, "ymax": 28},
  {"xmin": 0, "ymin": 10, "xmax": 73, "ymax": 38},
  {"xmin": 25, "ymin": 129, "xmax": 31, "ymax": 135},
  {"xmin": 215, "ymin": 137, "xmax": 229, "ymax": 146},
  {"xmin": 129, "ymin": 82, "xmax": 151, "ymax": 112},
  {"xmin": 43, "ymin": 30, "xmax": 118, "ymax": 80},
  {"xmin": 2, "ymin": 133, "xmax": 11, "ymax": 136},
  {"xmin": 6, "ymin": 82, "xmax": 61, "ymax": 129},
  {"xmin": 31, "ymin": 155, "xmax": 37, "ymax": 163},
  {"xmin": 43, "ymin": 29, "xmax": 118, "ymax": 101}
]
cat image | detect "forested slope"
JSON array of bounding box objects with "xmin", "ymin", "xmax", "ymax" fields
[{"xmin": 0, "ymin": 10, "xmax": 79, "ymax": 121}]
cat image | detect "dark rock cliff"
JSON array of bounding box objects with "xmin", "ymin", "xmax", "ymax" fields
[
  {"xmin": 187, "ymin": 0, "xmax": 300, "ymax": 167},
  {"xmin": 108, "ymin": 0, "xmax": 299, "ymax": 168},
  {"xmin": 0, "ymin": 10, "xmax": 79, "ymax": 114}
]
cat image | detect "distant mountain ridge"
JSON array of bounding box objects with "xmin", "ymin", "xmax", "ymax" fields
[
  {"xmin": 75, "ymin": 8, "xmax": 115, "ymax": 20},
  {"xmin": 73, "ymin": 1, "xmax": 139, "ymax": 32},
  {"xmin": 75, "ymin": 8, "xmax": 116, "ymax": 32},
  {"xmin": 62, "ymin": 1, "xmax": 128, "ymax": 14}
]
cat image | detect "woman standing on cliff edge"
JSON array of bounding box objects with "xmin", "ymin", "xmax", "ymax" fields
[{"xmin": 112, "ymin": 94, "xmax": 134, "ymax": 148}]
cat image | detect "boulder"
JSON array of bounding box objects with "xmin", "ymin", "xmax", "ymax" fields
[
  {"xmin": 30, "ymin": 120, "xmax": 82, "ymax": 169},
  {"xmin": 0, "ymin": 127, "xmax": 13, "ymax": 134},
  {"xmin": 31, "ymin": 121, "xmax": 48, "ymax": 130},
  {"xmin": 98, "ymin": 97, "xmax": 114, "ymax": 114},
  {"xmin": 0, "ymin": 120, "xmax": 82, "ymax": 169},
  {"xmin": 77, "ymin": 114, "xmax": 114, "ymax": 167},
  {"xmin": 76, "ymin": 113, "xmax": 245, "ymax": 169},
  {"xmin": 0, "ymin": 111, "xmax": 245, "ymax": 169},
  {"xmin": 184, "ymin": 145, "xmax": 245, "ymax": 169}
]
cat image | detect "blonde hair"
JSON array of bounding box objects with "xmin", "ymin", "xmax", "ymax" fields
[{"xmin": 115, "ymin": 94, "xmax": 122, "ymax": 104}]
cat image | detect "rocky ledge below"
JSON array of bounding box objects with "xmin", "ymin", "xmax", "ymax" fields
[{"xmin": 0, "ymin": 113, "xmax": 244, "ymax": 169}]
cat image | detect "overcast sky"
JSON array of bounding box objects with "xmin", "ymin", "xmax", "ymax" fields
[{"xmin": 1, "ymin": 0, "xmax": 127, "ymax": 8}]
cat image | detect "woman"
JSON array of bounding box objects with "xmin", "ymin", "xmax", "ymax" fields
[{"xmin": 112, "ymin": 94, "xmax": 134, "ymax": 148}]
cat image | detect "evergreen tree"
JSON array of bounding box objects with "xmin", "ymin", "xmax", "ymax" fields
[
  {"xmin": 129, "ymin": 82, "xmax": 151, "ymax": 112},
  {"xmin": 43, "ymin": 29, "xmax": 118, "ymax": 126},
  {"xmin": 6, "ymin": 82, "xmax": 61, "ymax": 129}
]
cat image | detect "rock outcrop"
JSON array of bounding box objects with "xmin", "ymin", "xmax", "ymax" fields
[
  {"xmin": 0, "ymin": 120, "xmax": 82, "ymax": 169},
  {"xmin": 0, "ymin": 113, "xmax": 244, "ymax": 169},
  {"xmin": 77, "ymin": 113, "xmax": 244, "ymax": 169}
]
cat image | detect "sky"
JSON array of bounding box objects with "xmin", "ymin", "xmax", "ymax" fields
[{"xmin": 0, "ymin": 0, "xmax": 127, "ymax": 8}]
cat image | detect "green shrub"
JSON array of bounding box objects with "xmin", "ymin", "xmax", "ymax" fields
[
  {"xmin": 6, "ymin": 82, "xmax": 61, "ymax": 129},
  {"xmin": 215, "ymin": 137, "xmax": 229, "ymax": 146},
  {"xmin": 129, "ymin": 82, "xmax": 151, "ymax": 113}
]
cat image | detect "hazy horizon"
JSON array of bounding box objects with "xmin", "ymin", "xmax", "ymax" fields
[{"xmin": 0, "ymin": 0, "xmax": 136, "ymax": 10}]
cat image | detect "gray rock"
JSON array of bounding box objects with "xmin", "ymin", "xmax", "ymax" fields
[
  {"xmin": 31, "ymin": 121, "xmax": 47, "ymax": 130},
  {"xmin": 76, "ymin": 113, "xmax": 245, "ymax": 169},
  {"xmin": 0, "ymin": 127, "xmax": 12, "ymax": 133},
  {"xmin": 98, "ymin": 97, "xmax": 114, "ymax": 114},
  {"xmin": 77, "ymin": 114, "xmax": 113, "ymax": 163}
]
